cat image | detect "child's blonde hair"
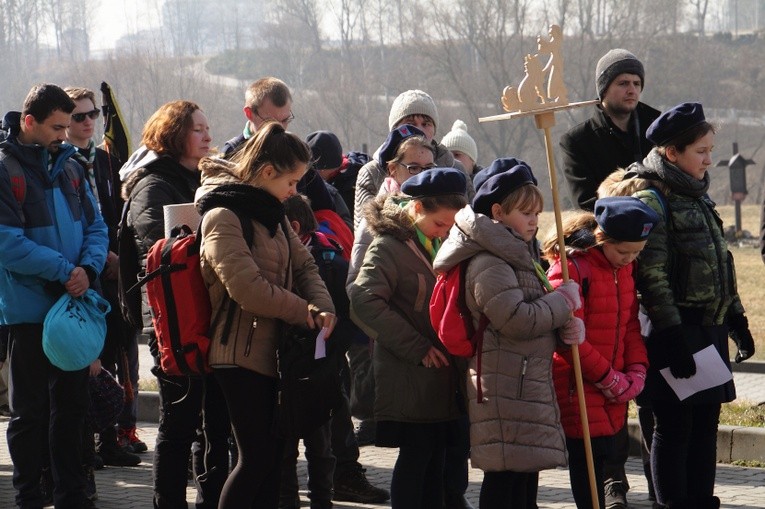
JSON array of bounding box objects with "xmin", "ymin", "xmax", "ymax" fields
[
  {"xmin": 541, "ymin": 210, "xmax": 624, "ymax": 261},
  {"xmin": 497, "ymin": 184, "xmax": 544, "ymax": 216}
]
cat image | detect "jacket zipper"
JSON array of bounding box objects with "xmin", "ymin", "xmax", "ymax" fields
[
  {"xmin": 244, "ymin": 317, "xmax": 258, "ymax": 357},
  {"xmin": 612, "ymin": 269, "xmax": 620, "ymax": 364},
  {"xmin": 517, "ymin": 356, "xmax": 528, "ymax": 399}
]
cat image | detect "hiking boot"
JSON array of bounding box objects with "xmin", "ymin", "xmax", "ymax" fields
[
  {"xmin": 99, "ymin": 443, "xmax": 141, "ymax": 467},
  {"xmin": 118, "ymin": 426, "xmax": 148, "ymax": 453},
  {"xmin": 604, "ymin": 480, "xmax": 629, "ymax": 509},
  {"xmin": 333, "ymin": 468, "xmax": 389, "ymax": 503},
  {"xmin": 39, "ymin": 467, "xmax": 54, "ymax": 506},
  {"xmin": 84, "ymin": 465, "xmax": 98, "ymax": 501}
]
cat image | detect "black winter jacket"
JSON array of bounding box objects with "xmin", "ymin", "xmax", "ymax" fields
[{"xmin": 560, "ymin": 102, "xmax": 660, "ymax": 211}]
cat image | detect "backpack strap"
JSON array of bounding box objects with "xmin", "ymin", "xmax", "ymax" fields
[
  {"xmin": 0, "ymin": 149, "xmax": 27, "ymax": 224},
  {"xmin": 570, "ymin": 256, "xmax": 590, "ymax": 298},
  {"xmin": 460, "ymin": 258, "xmax": 490, "ymax": 404}
]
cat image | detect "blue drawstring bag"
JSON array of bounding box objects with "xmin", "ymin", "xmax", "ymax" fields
[{"xmin": 43, "ymin": 289, "xmax": 111, "ymax": 371}]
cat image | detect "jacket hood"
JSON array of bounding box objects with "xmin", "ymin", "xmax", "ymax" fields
[
  {"xmin": 121, "ymin": 155, "xmax": 200, "ymax": 200},
  {"xmin": 433, "ymin": 206, "xmax": 536, "ymax": 273},
  {"xmin": 1, "ymin": 111, "xmax": 77, "ymax": 171},
  {"xmin": 118, "ymin": 145, "xmax": 160, "ymax": 182},
  {"xmin": 364, "ymin": 194, "xmax": 416, "ymax": 242},
  {"xmin": 195, "ymin": 156, "xmax": 242, "ymax": 203},
  {"xmin": 596, "ymin": 164, "xmax": 669, "ymax": 200}
]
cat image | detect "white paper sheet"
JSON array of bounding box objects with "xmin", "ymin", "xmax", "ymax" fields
[
  {"xmin": 659, "ymin": 345, "xmax": 733, "ymax": 401},
  {"xmin": 314, "ymin": 327, "xmax": 327, "ymax": 359}
]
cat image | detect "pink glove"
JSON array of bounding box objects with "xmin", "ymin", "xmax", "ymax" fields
[
  {"xmin": 555, "ymin": 281, "xmax": 582, "ymax": 312},
  {"xmin": 594, "ymin": 367, "xmax": 630, "ymax": 400},
  {"xmin": 559, "ymin": 317, "xmax": 585, "ymax": 345},
  {"xmin": 612, "ymin": 364, "xmax": 647, "ymax": 404}
]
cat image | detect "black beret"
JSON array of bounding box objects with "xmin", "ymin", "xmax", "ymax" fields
[
  {"xmin": 594, "ymin": 196, "xmax": 661, "ymax": 242},
  {"xmin": 473, "ymin": 157, "xmax": 532, "ymax": 191},
  {"xmin": 377, "ymin": 124, "xmax": 426, "ymax": 168},
  {"xmin": 401, "ymin": 167, "xmax": 467, "ymax": 198},
  {"xmin": 472, "ymin": 163, "xmax": 537, "ymax": 216},
  {"xmin": 306, "ymin": 131, "xmax": 343, "ymax": 170},
  {"xmin": 646, "ymin": 102, "xmax": 706, "ymax": 146}
]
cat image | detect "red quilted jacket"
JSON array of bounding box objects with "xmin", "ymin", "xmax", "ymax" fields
[{"xmin": 547, "ymin": 247, "xmax": 648, "ymax": 438}]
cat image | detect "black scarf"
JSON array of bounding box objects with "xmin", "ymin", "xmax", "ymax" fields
[
  {"xmin": 633, "ymin": 149, "xmax": 710, "ymax": 199},
  {"xmin": 196, "ymin": 184, "xmax": 285, "ymax": 236}
]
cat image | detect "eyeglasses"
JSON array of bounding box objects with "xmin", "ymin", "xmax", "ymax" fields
[
  {"xmin": 252, "ymin": 109, "xmax": 295, "ymax": 125},
  {"xmin": 397, "ymin": 162, "xmax": 436, "ymax": 175},
  {"xmin": 71, "ymin": 109, "xmax": 100, "ymax": 123}
]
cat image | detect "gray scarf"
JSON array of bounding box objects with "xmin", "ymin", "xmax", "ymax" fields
[{"xmin": 637, "ymin": 149, "xmax": 710, "ymax": 198}]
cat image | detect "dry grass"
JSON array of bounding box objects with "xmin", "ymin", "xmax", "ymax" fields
[{"xmin": 539, "ymin": 204, "xmax": 764, "ymax": 360}]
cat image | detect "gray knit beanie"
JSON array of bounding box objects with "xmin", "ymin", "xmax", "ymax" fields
[
  {"xmin": 595, "ymin": 49, "xmax": 645, "ymax": 100},
  {"xmin": 441, "ymin": 120, "xmax": 477, "ymax": 163},
  {"xmin": 388, "ymin": 89, "xmax": 439, "ymax": 132}
]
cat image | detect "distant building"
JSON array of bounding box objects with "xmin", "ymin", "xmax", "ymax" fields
[{"xmin": 725, "ymin": 0, "xmax": 765, "ymax": 34}]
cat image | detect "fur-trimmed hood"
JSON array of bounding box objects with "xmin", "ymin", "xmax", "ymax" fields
[
  {"xmin": 195, "ymin": 156, "xmax": 242, "ymax": 202},
  {"xmin": 363, "ymin": 194, "xmax": 416, "ymax": 242},
  {"xmin": 596, "ymin": 151, "xmax": 671, "ymax": 200}
]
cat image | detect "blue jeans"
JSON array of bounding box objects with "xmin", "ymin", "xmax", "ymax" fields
[{"xmin": 7, "ymin": 324, "xmax": 90, "ymax": 508}]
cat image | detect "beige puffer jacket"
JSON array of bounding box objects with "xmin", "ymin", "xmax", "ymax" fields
[
  {"xmin": 433, "ymin": 207, "xmax": 570, "ymax": 472},
  {"xmin": 196, "ymin": 158, "xmax": 334, "ymax": 377}
]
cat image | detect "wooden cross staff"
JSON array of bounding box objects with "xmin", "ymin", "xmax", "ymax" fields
[{"xmin": 479, "ymin": 24, "xmax": 601, "ymax": 509}]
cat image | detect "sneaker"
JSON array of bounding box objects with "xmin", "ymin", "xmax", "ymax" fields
[
  {"xmin": 99, "ymin": 443, "xmax": 141, "ymax": 467},
  {"xmin": 604, "ymin": 480, "xmax": 629, "ymax": 509},
  {"xmin": 39, "ymin": 467, "xmax": 54, "ymax": 506},
  {"xmin": 84, "ymin": 465, "xmax": 98, "ymax": 501},
  {"xmin": 118, "ymin": 426, "xmax": 148, "ymax": 453},
  {"xmin": 333, "ymin": 468, "xmax": 389, "ymax": 503}
]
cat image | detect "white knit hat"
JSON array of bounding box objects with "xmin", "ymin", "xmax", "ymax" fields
[
  {"xmin": 388, "ymin": 89, "xmax": 439, "ymax": 131},
  {"xmin": 441, "ymin": 120, "xmax": 477, "ymax": 163}
]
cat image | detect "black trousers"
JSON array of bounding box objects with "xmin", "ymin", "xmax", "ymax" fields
[
  {"xmin": 214, "ymin": 368, "xmax": 284, "ymax": 509},
  {"xmin": 7, "ymin": 324, "xmax": 89, "ymax": 509},
  {"xmin": 152, "ymin": 371, "xmax": 230, "ymax": 509},
  {"xmin": 479, "ymin": 470, "xmax": 539, "ymax": 509},
  {"xmin": 566, "ymin": 435, "xmax": 614, "ymax": 509},
  {"xmin": 651, "ymin": 400, "xmax": 721, "ymax": 506}
]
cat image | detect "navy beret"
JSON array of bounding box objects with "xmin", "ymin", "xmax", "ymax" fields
[
  {"xmin": 472, "ymin": 163, "xmax": 537, "ymax": 216},
  {"xmin": 473, "ymin": 157, "xmax": 532, "ymax": 191},
  {"xmin": 377, "ymin": 124, "xmax": 426, "ymax": 168},
  {"xmin": 594, "ymin": 196, "xmax": 661, "ymax": 242},
  {"xmin": 401, "ymin": 167, "xmax": 467, "ymax": 198},
  {"xmin": 306, "ymin": 131, "xmax": 343, "ymax": 170},
  {"xmin": 646, "ymin": 102, "xmax": 706, "ymax": 146}
]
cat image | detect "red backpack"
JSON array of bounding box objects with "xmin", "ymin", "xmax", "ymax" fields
[
  {"xmin": 429, "ymin": 260, "xmax": 489, "ymax": 402},
  {"xmin": 134, "ymin": 214, "xmax": 253, "ymax": 376}
]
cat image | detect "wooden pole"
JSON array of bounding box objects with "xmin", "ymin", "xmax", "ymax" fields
[{"xmin": 535, "ymin": 111, "xmax": 600, "ymax": 509}]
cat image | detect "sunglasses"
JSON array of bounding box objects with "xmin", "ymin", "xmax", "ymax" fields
[{"xmin": 72, "ymin": 109, "xmax": 100, "ymax": 123}]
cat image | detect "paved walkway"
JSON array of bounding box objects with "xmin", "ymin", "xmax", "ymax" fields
[{"xmin": 2, "ymin": 415, "xmax": 765, "ymax": 508}]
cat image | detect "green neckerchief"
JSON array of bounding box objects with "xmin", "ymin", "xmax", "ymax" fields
[
  {"xmin": 242, "ymin": 121, "xmax": 254, "ymax": 140},
  {"xmin": 415, "ymin": 226, "xmax": 441, "ymax": 261},
  {"xmin": 534, "ymin": 261, "xmax": 554, "ymax": 292}
]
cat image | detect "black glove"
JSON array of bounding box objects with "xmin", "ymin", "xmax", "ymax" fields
[
  {"xmin": 728, "ymin": 313, "xmax": 756, "ymax": 363},
  {"xmin": 659, "ymin": 325, "xmax": 697, "ymax": 379}
]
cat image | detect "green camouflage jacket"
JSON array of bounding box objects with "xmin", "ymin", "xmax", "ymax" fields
[{"xmin": 600, "ymin": 150, "xmax": 744, "ymax": 332}]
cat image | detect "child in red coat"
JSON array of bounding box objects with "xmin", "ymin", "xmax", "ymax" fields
[{"xmin": 542, "ymin": 197, "xmax": 659, "ymax": 509}]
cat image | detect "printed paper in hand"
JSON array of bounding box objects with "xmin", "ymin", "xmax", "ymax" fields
[
  {"xmin": 314, "ymin": 328, "xmax": 327, "ymax": 360},
  {"xmin": 659, "ymin": 345, "xmax": 733, "ymax": 401}
]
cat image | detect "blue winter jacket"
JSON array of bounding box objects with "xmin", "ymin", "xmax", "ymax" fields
[{"xmin": 0, "ymin": 111, "xmax": 108, "ymax": 324}]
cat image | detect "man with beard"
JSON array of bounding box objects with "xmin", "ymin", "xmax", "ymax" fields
[
  {"xmin": 0, "ymin": 83, "xmax": 108, "ymax": 508},
  {"xmin": 559, "ymin": 50, "xmax": 661, "ymax": 509},
  {"xmin": 561, "ymin": 49, "xmax": 660, "ymax": 211}
]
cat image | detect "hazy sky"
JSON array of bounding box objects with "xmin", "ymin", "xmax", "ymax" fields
[{"xmin": 89, "ymin": 0, "xmax": 161, "ymax": 50}]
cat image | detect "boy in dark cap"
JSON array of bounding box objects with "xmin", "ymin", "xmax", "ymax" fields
[{"xmin": 559, "ymin": 47, "xmax": 661, "ymax": 509}]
